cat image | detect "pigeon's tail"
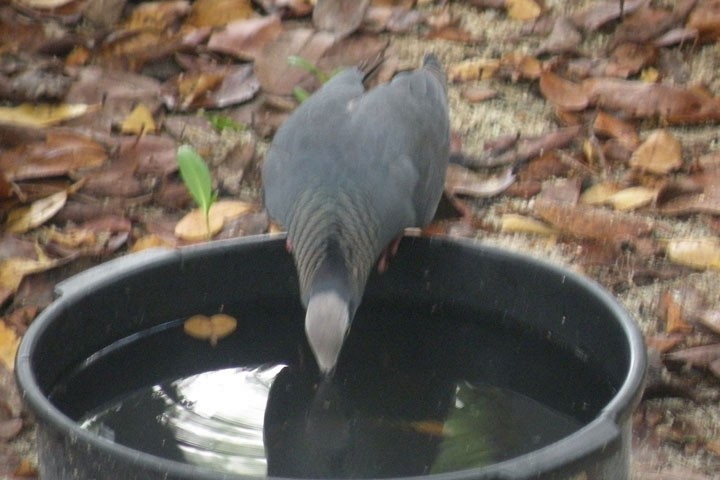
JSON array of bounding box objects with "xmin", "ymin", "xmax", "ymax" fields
[{"xmin": 423, "ymin": 54, "xmax": 447, "ymax": 92}]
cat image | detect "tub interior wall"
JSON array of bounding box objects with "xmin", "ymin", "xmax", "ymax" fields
[{"xmin": 30, "ymin": 237, "xmax": 632, "ymax": 398}]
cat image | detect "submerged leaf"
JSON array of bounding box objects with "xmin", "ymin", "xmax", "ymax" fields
[{"xmin": 183, "ymin": 313, "xmax": 238, "ymax": 346}]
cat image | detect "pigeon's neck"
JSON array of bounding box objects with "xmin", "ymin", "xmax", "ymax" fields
[{"xmin": 288, "ymin": 187, "xmax": 379, "ymax": 311}]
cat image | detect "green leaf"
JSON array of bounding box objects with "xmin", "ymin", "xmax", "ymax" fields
[
  {"xmin": 177, "ymin": 145, "xmax": 214, "ymax": 218},
  {"xmin": 292, "ymin": 86, "xmax": 310, "ymax": 103},
  {"xmin": 287, "ymin": 55, "xmax": 329, "ymax": 83}
]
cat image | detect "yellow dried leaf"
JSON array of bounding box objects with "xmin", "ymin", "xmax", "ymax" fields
[
  {"xmin": 580, "ymin": 182, "xmax": 622, "ymax": 205},
  {"xmin": 606, "ymin": 186, "xmax": 658, "ymax": 211},
  {"xmin": 183, "ymin": 313, "xmax": 238, "ymax": 346},
  {"xmin": 507, "ymin": 0, "xmax": 542, "ymax": 21},
  {"xmin": 0, "ymin": 103, "xmax": 91, "ymax": 128},
  {"xmin": 640, "ymin": 67, "xmax": 659, "ymax": 83},
  {"xmin": 0, "ymin": 321, "xmax": 19, "ymax": 371},
  {"xmin": 0, "ymin": 249, "xmax": 61, "ymax": 302},
  {"xmin": 13, "ymin": 0, "xmax": 74, "ymax": 8},
  {"xmin": 665, "ymin": 238, "xmax": 720, "ymax": 271},
  {"xmin": 210, "ymin": 200, "xmax": 256, "ymax": 220},
  {"xmin": 447, "ymin": 59, "xmax": 500, "ymax": 83},
  {"xmin": 131, "ymin": 234, "xmax": 174, "ymax": 253},
  {"xmin": 500, "ymin": 214, "xmax": 557, "ymax": 236},
  {"xmin": 5, "ymin": 190, "xmax": 68, "ymax": 234},
  {"xmin": 630, "ymin": 130, "xmax": 682, "ymax": 174},
  {"xmin": 120, "ymin": 103, "xmax": 156, "ymax": 135}
]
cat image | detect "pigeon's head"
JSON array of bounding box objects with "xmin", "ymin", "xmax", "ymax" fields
[{"xmin": 305, "ymin": 290, "xmax": 350, "ymax": 376}]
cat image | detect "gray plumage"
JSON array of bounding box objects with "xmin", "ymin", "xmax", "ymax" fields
[{"xmin": 262, "ymin": 55, "xmax": 450, "ymax": 375}]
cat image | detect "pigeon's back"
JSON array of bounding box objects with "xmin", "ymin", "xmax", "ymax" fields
[{"xmin": 262, "ymin": 55, "xmax": 450, "ymax": 249}]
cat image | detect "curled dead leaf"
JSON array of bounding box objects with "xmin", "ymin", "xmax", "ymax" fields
[
  {"xmin": 5, "ymin": 190, "xmax": 68, "ymax": 234},
  {"xmin": 500, "ymin": 214, "xmax": 557, "ymax": 236},
  {"xmin": 183, "ymin": 313, "xmax": 238, "ymax": 346},
  {"xmin": 444, "ymin": 164, "xmax": 515, "ymax": 198}
]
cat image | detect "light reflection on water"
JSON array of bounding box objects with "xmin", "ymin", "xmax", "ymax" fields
[{"xmin": 80, "ymin": 364, "xmax": 581, "ymax": 478}]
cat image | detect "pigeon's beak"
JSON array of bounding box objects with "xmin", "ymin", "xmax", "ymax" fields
[{"xmin": 305, "ymin": 291, "xmax": 350, "ymax": 376}]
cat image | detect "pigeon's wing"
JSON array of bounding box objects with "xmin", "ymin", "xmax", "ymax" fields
[
  {"xmin": 344, "ymin": 55, "xmax": 450, "ymax": 239},
  {"xmin": 262, "ymin": 68, "xmax": 366, "ymax": 226}
]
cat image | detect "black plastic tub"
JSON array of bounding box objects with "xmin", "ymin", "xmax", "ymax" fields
[{"xmin": 16, "ymin": 235, "xmax": 646, "ymax": 480}]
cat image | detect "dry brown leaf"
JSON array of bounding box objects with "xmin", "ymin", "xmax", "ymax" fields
[
  {"xmin": 534, "ymin": 197, "xmax": 654, "ymax": 245},
  {"xmin": 0, "ymin": 103, "xmax": 91, "ymax": 128},
  {"xmin": 506, "ymin": 0, "xmax": 541, "ymax": 20},
  {"xmin": 0, "ymin": 131, "xmax": 107, "ymax": 182},
  {"xmin": 686, "ymin": 0, "xmax": 720, "ymax": 42},
  {"xmin": 5, "ymin": 190, "xmax": 68, "ymax": 234},
  {"xmin": 538, "ymin": 71, "xmax": 588, "ymax": 111},
  {"xmin": 461, "ymin": 86, "xmax": 499, "ymax": 103},
  {"xmin": 537, "ymin": 16, "xmax": 582, "ymax": 54},
  {"xmin": 0, "ymin": 321, "xmax": 19, "ymax": 371},
  {"xmin": 120, "ymin": 103, "xmax": 156, "ymax": 135},
  {"xmin": 444, "ymin": 164, "xmax": 515, "ymax": 198},
  {"xmin": 606, "ymin": 186, "xmax": 658, "ymax": 211},
  {"xmin": 661, "ymin": 290, "xmax": 694, "ymax": 334},
  {"xmin": 313, "ymin": 0, "xmax": 371, "ymax": 39},
  {"xmin": 177, "ymin": 71, "xmax": 225, "ymax": 110},
  {"xmin": 665, "ymin": 343, "xmax": 720, "ymax": 368},
  {"xmin": 584, "ymin": 78, "xmax": 720, "ymax": 124},
  {"xmin": 447, "ymin": 59, "xmax": 500, "ymax": 83},
  {"xmin": 124, "ymin": 0, "xmax": 191, "ymax": 31},
  {"xmin": 499, "ymin": 52, "xmax": 542, "ymax": 81},
  {"xmin": 664, "ymin": 238, "xmax": 720, "ymax": 270},
  {"xmin": 185, "ymin": 0, "xmax": 255, "ymax": 28},
  {"xmin": 500, "ymin": 214, "xmax": 557, "ymax": 236},
  {"xmin": 183, "ymin": 313, "xmax": 238, "ymax": 346},
  {"xmin": 570, "ymin": 0, "xmax": 648, "ymax": 32},
  {"xmin": 425, "ymin": 25, "xmax": 476, "ymax": 42},
  {"xmin": 207, "ymin": 15, "xmax": 283, "ymax": 60},
  {"xmin": 607, "ymin": 42, "xmax": 657, "ymax": 78},
  {"xmin": 175, "ymin": 200, "xmax": 256, "ymax": 241},
  {"xmin": 630, "ymin": 130, "xmax": 683, "ymax": 174},
  {"xmin": 592, "ymin": 111, "xmax": 640, "ymax": 150},
  {"xmin": 255, "ymin": 28, "xmax": 337, "ymax": 96},
  {"xmin": 0, "ymin": 246, "xmax": 62, "ymax": 306}
]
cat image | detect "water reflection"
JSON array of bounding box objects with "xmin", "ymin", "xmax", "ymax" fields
[{"xmin": 80, "ymin": 361, "xmax": 581, "ymax": 478}]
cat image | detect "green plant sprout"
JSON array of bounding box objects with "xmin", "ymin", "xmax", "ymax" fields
[
  {"xmin": 205, "ymin": 112, "xmax": 245, "ymax": 133},
  {"xmin": 287, "ymin": 55, "xmax": 341, "ymax": 103},
  {"xmin": 177, "ymin": 145, "xmax": 217, "ymax": 238}
]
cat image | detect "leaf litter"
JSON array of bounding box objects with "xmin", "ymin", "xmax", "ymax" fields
[{"xmin": 1, "ymin": 0, "xmax": 720, "ymax": 477}]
